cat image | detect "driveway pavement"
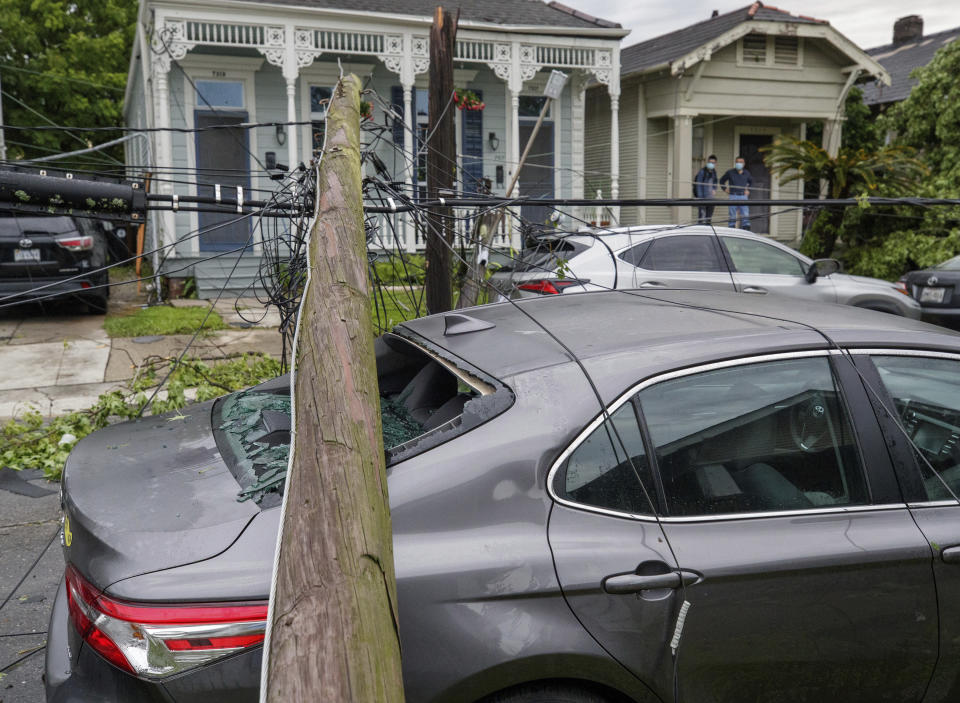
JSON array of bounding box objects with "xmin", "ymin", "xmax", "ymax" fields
[
  {"xmin": 0, "ymin": 299, "xmax": 283, "ymax": 420},
  {"xmin": 0, "ymin": 471, "xmax": 62, "ymax": 703}
]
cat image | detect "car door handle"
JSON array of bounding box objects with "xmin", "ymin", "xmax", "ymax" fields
[
  {"xmin": 743, "ymin": 286, "xmax": 767, "ymax": 294},
  {"xmin": 941, "ymin": 546, "xmax": 960, "ymax": 564},
  {"xmin": 638, "ymin": 281, "xmax": 667, "ymax": 288},
  {"xmin": 603, "ymin": 570, "xmax": 701, "ymax": 594}
]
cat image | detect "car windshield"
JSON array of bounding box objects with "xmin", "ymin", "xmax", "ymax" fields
[{"xmin": 934, "ymin": 256, "xmax": 960, "ymax": 271}]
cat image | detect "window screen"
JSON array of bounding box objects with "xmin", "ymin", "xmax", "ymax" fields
[
  {"xmin": 872, "ymin": 355, "xmax": 960, "ymax": 501},
  {"xmin": 554, "ymin": 402, "xmax": 656, "ymax": 515},
  {"xmin": 723, "ymin": 236, "xmax": 805, "ymax": 275},
  {"xmin": 638, "ymin": 357, "xmax": 868, "ymax": 517},
  {"xmin": 640, "ymin": 235, "xmax": 725, "ymax": 272}
]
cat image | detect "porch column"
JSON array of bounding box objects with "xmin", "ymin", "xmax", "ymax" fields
[
  {"xmin": 821, "ymin": 118, "xmax": 842, "ymax": 198},
  {"xmin": 285, "ymin": 78, "xmax": 298, "ymax": 165},
  {"xmin": 570, "ymin": 73, "xmax": 587, "ymax": 205},
  {"xmin": 609, "ymin": 92, "xmax": 620, "ymax": 224},
  {"xmin": 508, "ymin": 88, "xmax": 520, "ymax": 248},
  {"xmin": 509, "ymin": 88, "xmax": 520, "ymax": 196},
  {"xmin": 282, "ymin": 25, "xmax": 300, "ymax": 166},
  {"xmin": 151, "ymin": 62, "xmax": 176, "ymax": 256},
  {"xmin": 403, "ymin": 82, "xmax": 415, "ymax": 251},
  {"xmin": 672, "ymin": 114, "xmax": 693, "ymax": 225}
]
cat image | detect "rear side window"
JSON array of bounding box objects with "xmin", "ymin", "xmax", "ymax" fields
[
  {"xmin": 722, "ymin": 236, "xmax": 804, "ymax": 275},
  {"xmin": 637, "ymin": 357, "xmax": 868, "ymax": 517},
  {"xmin": 618, "ymin": 240, "xmax": 651, "ymax": 267},
  {"xmin": 640, "ymin": 235, "xmax": 725, "ymax": 272},
  {"xmin": 872, "ymin": 355, "xmax": 960, "ymax": 501},
  {"xmin": 554, "ymin": 403, "xmax": 657, "ymax": 515}
]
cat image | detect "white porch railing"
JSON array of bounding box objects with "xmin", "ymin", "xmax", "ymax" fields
[{"xmin": 366, "ymin": 209, "xmax": 521, "ymax": 254}]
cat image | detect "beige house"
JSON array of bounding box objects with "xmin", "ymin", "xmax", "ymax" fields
[{"xmin": 584, "ymin": 2, "xmax": 889, "ymax": 243}]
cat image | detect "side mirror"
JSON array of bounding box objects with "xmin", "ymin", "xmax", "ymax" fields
[{"xmin": 806, "ymin": 258, "xmax": 840, "ymax": 283}]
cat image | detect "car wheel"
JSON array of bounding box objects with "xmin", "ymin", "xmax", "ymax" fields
[{"xmin": 482, "ymin": 683, "xmax": 623, "ymax": 703}]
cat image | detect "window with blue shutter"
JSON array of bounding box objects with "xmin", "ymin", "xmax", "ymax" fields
[
  {"xmin": 391, "ymin": 86, "xmax": 405, "ymax": 149},
  {"xmin": 461, "ymin": 89, "xmax": 483, "ymax": 193}
]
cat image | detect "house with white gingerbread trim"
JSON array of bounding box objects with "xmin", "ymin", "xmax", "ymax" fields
[{"xmin": 123, "ymin": 0, "xmax": 627, "ymax": 297}]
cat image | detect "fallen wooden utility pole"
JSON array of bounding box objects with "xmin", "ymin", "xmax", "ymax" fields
[
  {"xmin": 262, "ymin": 74, "xmax": 404, "ymax": 702},
  {"xmin": 424, "ymin": 5, "xmax": 458, "ymax": 314}
]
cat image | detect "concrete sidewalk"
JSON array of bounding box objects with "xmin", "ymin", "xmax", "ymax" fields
[{"xmin": 0, "ymin": 300, "xmax": 283, "ymax": 420}]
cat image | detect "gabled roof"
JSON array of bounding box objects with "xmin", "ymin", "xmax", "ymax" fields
[
  {"xmin": 247, "ymin": 0, "xmax": 622, "ymax": 31},
  {"xmin": 862, "ymin": 26, "xmax": 960, "ymax": 105},
  {"xmin": 621, "ymin": 1, "xmax": 826, "ymax": 76}
]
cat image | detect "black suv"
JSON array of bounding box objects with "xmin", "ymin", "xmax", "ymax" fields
[{"xmin": 0, "ymin": 213, "xmax": 108, "ymax": 313}]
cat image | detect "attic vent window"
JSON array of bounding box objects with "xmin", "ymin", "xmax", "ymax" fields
[
  {"xmin": 742, "ymin": 34, "xmax": 767, "ymax": 63},
  {"xmin": 739, "ymin": 34, "xmax": 802, "ymax": 68},
  {"xmin": 774, "ymin": 36, "xmax": 800, "ymax": 65}
]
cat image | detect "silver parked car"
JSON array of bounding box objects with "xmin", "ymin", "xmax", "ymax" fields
[
  {"xmin": 49, "ymin": 290, "xmax": 960, "ymax": 702},
  {"xmin": 490, "ymin": 226, "xmax": 921, "ymax": 318}
]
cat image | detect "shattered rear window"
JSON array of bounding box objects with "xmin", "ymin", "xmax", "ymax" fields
[
  {"xmin": 213, "ymin": 334, "xmax": 512, "ymax": 507},
  {"xmin": 217, "ymin": 390, "xmax": 292, "ymax": 506}
]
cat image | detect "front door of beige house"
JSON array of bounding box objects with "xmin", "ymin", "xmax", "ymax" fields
[{"xmin": 739, "ymin": 134, "xmax": 773, "ymax": 234}]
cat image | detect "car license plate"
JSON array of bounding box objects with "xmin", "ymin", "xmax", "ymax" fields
[
  {"xmin": 920, "ymin": 286, "xmax": 946, "ymax": 303},
  {"xmin": 14, "ymin": 248, "xmax": 40, "ymax": 263}
]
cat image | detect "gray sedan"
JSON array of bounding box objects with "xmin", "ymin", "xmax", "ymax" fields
[
  {"xmin": 490, "ymin": 226, "xmax": 921, "ymax": 319},
  {"xmin": 48, "ymin": 290, "xmax": 960, "ymax": 702}
]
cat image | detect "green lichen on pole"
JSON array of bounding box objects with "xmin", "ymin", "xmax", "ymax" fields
[{"xmin": 264, "ymin": 74, "xmax": 404, "ymax": 702}]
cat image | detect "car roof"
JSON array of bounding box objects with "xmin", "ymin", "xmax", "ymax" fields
[{"xmin": 399, "ymin": 290, "xmax": 958, "ymax": 397}]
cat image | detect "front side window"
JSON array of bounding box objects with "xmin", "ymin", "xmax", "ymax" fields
[
  {"xmin": 722, "ymin": 236, "xmax": 805, "ymax": 276},
  {"xmin": 872, "ymin": 355, "xmax": 960, "ymax": 501},
  {"xmin": 640, "ymin": 235, "xmax": 725, "ymax": 272},
  {"xmin": 554, "ymin": 402, "xmax": 656, "ymax": 515},
  {"xmin": 637, "ymin": 356, "xmax": 868, "ymax": 517}
]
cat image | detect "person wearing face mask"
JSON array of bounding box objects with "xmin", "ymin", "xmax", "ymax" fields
[
  {"xmin": 719, "ymin": 156, "xmax": 753, "ymax": 230},
  {"xmin": 693, "ymin": 155, "xmax": 718, "ymax": 224}
]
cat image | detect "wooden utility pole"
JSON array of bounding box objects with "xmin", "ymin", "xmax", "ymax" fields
[
  {"xmin": 263, "ymin": 74, "xmax": 404, "ymax": 703},
  {"xmin": 424, "ymin": 6, "xmax": 458, "ymax": 314}
]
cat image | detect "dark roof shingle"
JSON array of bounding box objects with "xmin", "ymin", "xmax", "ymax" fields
[
  {"xmin": 862, "ymin": 26, "xmax": 960, "ymax": 105},
  {"xmin": 621, "ymin": 1, "xmax": 825, "ymax": 76},
  {"xmin": 248, "ymin": 0, "xmax": 621, "ymax": 30}
]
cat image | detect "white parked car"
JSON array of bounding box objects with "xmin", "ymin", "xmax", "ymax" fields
[{"xmin": 490, "ymin": 226, "xmax": 921, "ymax": 318}]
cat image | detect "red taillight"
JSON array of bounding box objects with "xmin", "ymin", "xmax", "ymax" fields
[
  {"xmin": 895, "ymin": 280, "xmax": 911, "ymax": 297},
  {"xmin": 64, "ymin": 565, "xmax": 267, "ymax": 679},
  {"xmin": 54, "ymin": 235, "xmax": 94, "ymax": 251},
  {"xmin": 516, "ymin": 279, "xmax": 587, "ymax": 295}
]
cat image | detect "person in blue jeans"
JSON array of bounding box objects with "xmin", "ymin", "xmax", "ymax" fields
[
  {"xmin": 693, "ymin": 155, "xmax": 718, "ymax": 223},
  {"xmin": 719, "ymin": 156, "xmax": 753, "ymax": 230}
]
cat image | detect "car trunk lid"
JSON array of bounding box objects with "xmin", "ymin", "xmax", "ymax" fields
[{"xmin": 62, "ymin": 400, "xmax": 260, "ymax": 591}]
